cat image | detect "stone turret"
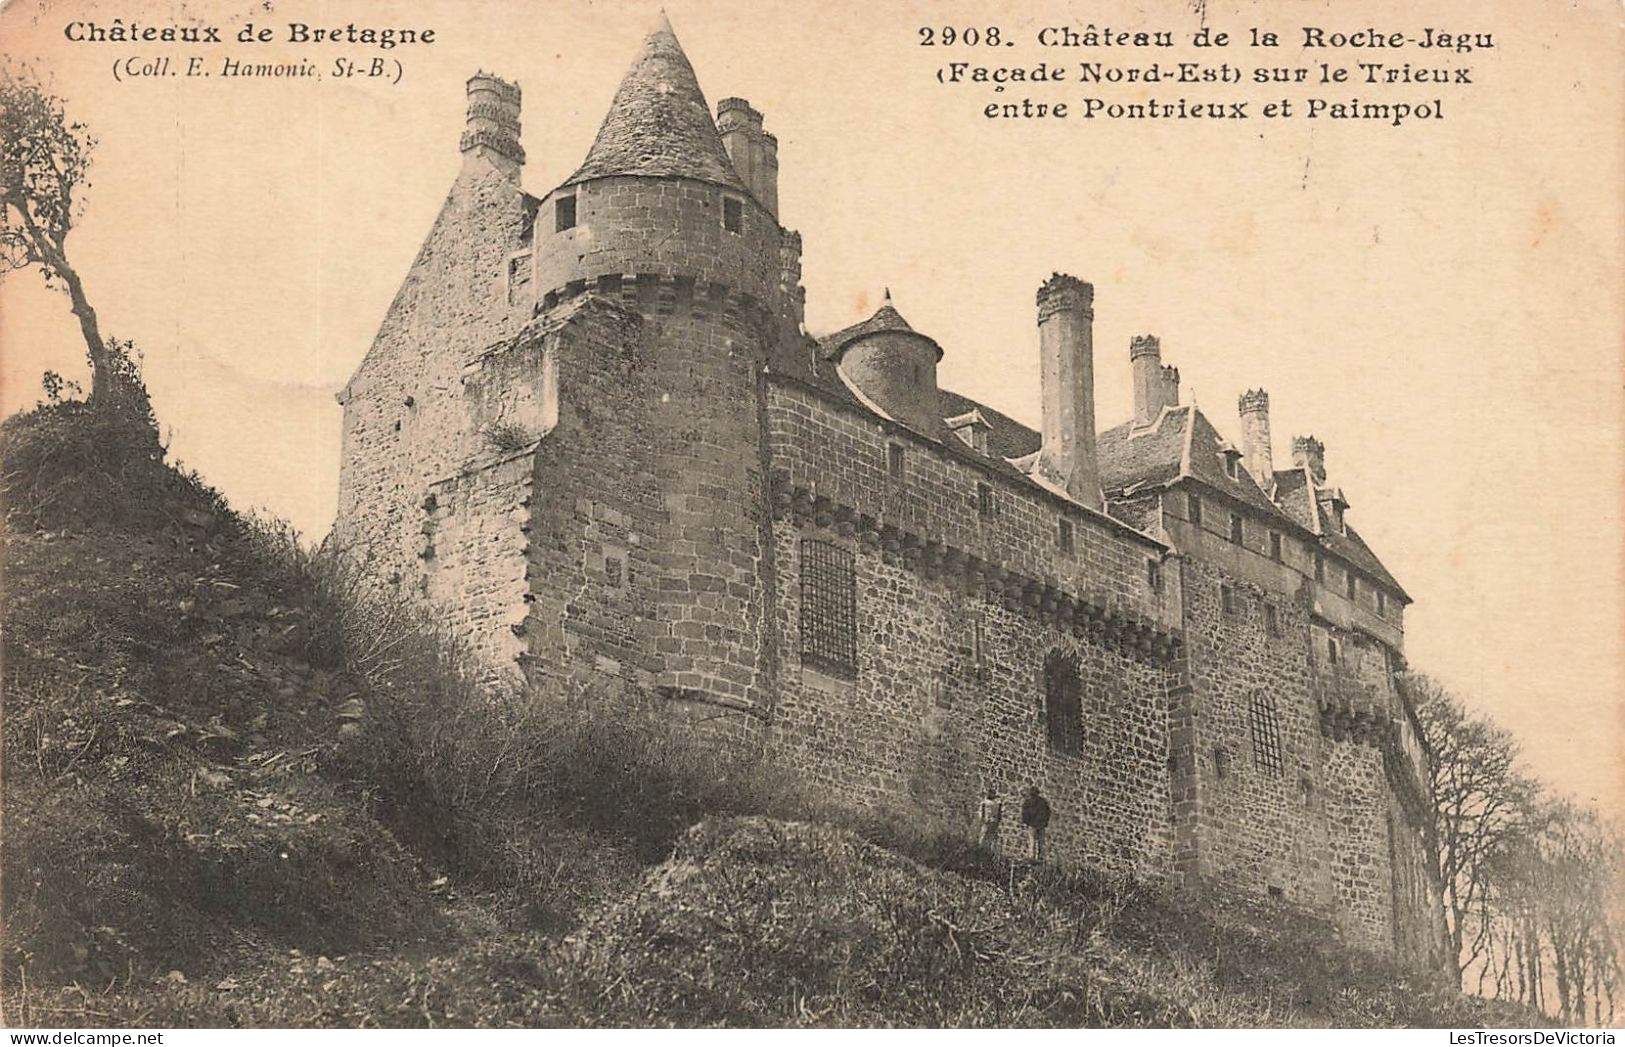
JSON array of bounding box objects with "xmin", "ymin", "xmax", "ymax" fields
[
  {"xmin": 1036, "ymin": 274, "xmax": 1101, "ymax": 509},
  {"xmin": 828, "ymin": 290, "xmax": 943, "ymax": 435},
  {"xmin": 461, "ymin": 73, "xmax": 524, "ymax": 177},
  {"xmin": 534, "ymin": 15, "xmax": 780, "ymax": 304}
]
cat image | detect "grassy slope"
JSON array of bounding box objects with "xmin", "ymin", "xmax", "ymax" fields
[{"xmin": 0, "ymin": 404, "xmax": 1539, "ymax": 1028}]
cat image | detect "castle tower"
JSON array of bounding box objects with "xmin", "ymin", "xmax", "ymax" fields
[{"xmin": 521, "ymin": 15, "xmax": 788, "ymax": 711}]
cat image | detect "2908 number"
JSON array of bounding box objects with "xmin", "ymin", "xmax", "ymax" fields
[{"xmin": 917, "ymin": 26, "xmax": 1005, "ymax": 46}]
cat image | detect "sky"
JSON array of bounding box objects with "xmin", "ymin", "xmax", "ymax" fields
[{"xmin": 1, "ymin": 0, "xmax": 1620, "ymax": 806}]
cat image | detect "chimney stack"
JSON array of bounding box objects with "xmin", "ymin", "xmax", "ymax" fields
[
  {"xmin": 1292, "ymin": 435, "xmax": 1326, "ymax": 484},
  {"xmin": 1036, "ymin": 274, "xmax": 1101, "ymax": 509},
  {"xmin": 1238, "ymin": 389, "xmax": 1274, "ymax": 488},
  {"xmin": 716, "ymin": 98, "xmax": 780, "ymax": 220},
  {"xmin": 461, "ymin": 73, "xmax": 524, "ymax": 177},
  {"xmin": 1131, "ymin": 335, "xmax": 1179, "ymax": 425}
]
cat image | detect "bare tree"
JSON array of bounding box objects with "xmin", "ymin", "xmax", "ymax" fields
[
  {"xmin": 1410, "ymin": 673, "xmax": 1540, "ymax": 985},
  {"xmin": 1489, "ymin": 802, "xmax": 1623, "ymax": 1024},
  {"xmin": 0, "ymin": 66, "xmax": 122, "ymax": 408}
]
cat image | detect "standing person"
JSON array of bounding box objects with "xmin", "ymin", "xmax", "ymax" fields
[
  {"xmin": 977, "ymin": 788, "xmax": 1003, "ymax": 852},
  {"xmin": 1021, "ymin": 784, "xmax": 1051, "ymax": 862}
]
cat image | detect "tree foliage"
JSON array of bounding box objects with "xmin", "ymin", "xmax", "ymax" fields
[{"xmin": 0, "ymin": 64, "xmax": 138, "ymax": 412}]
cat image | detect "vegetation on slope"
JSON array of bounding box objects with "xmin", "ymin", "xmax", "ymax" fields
[{"xmin": 0, "ymin": 402, "xmax": 1540, "ymax": 1028}]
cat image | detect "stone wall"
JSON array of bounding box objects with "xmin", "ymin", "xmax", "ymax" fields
[
  {"xmin": 765, "ymin": 380, "xmax": 1178, "ymax": 629},
  {"xmin": 1177, "ymin": 554, "xmax": 1332, "ymax": 908},
  {"xmin": 758, "ymin": 381, "xmax": 1180, "ymax": 879},
  {"xmin": 334, "ymin": 157, "xmax": 534, "ymax": 592},
  {"xmin": 532, "ymin": 175, "xmax": 783, "ymax": 317},
  {"xmin": 764, "ymin": 518, "xmax": 1178, "ymax": 880}
]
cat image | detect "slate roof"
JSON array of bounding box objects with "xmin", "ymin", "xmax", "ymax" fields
[
  {"xmin": 563, "ymin": 16, "xmax": 748, "ymax": 193},
  {"xmin": 1100, "ymin": 408, "xmax": 1412, "ymax": 601},
  {"xmin": 817, "ymin": 295, "xmax": 944, "ymax": 361},
  {"xmin": 1326, "ymin": 526, "xmax": 1410, "ymax": 601},
  {"xmin": 1098, "ymin": 409, "xmax": 1189, "ymax": 495}
]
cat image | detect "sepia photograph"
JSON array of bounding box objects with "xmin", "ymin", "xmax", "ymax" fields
[{"xmin": 0, "ymin": 0, "xmax": 1620, "ymax": 1031}]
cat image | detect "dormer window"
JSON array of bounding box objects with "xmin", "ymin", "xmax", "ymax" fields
[
  {"xmin": 555, "ymin": 195, "xmax": 577, "ymax": 232},
  {"xmin": 945, "ymin": 409, "xmax": 991, "ymax": 455},
  {"xmin": 723, "ymin": 196, "xmax": 743, "ymax": 234},
  {"xmin": 1223, "ymin": 453, "xmax": 1240, "ymax": 480}
]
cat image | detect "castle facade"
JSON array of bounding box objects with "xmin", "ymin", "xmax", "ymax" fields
[{"xmin": 334, "ymin": 17, "xmax": 1446, "ymax": 965}]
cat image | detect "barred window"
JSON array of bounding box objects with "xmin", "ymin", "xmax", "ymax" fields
[
  {"xmin": 800, "ymin": 539, "xmax": 857, "ymax": 677},
  {"xmin": 555, "ymin": 195, "xmax": 577, "ymax": 232},
  {"xmin": 1314, "ymin": 555, "xmax": 1325, "ymax": 583},
  {"xmin": 1057, "ymin": 517, "xmax": 1074, "ymax": 554},
  {"xmin": 1043, "ymin": 650, "xmax": 1084, "ymax": 756},
  {"xmin": 1230, "ymin": 512, "xmax": 1244, "ymax": 544},
  {"xmin": 1270, "ymin": 532, "xmax": 1283, "ymax": 561},
  {"xmin": 1249, "ymin": 693, "xmax": 1283, "ymax": 777},
  {"xmin": 887, "ymin": 443, "xmax": 906, "ymax": 479},
  {"xmin": 1346, "ymin": 569, "xmax": 1357, "ymax": 600},
  {"xmin": 1187, "ymin": 493, "xmax": 1203, "ymax": 525},
  {"xmin": 1220, "ymin": 583, "xmax": 1237, "ymax": 616}
]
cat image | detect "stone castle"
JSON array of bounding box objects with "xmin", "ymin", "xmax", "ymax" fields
[{"xmin": 334, "ymin": 17, "xmax": 1447, "ymax": 965}]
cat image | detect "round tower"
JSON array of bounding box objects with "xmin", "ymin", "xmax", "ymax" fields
[
  {"xmin": 827, "ymin": 291, "xmax": 944, "ymax": 435},
  {"xmin": 530, "ymin": 16, "xmax": 787, "ymax": 712}
]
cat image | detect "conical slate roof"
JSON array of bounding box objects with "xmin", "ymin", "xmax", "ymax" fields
[
  {"xmin": 817, "ymin": 291, "xmax": 944, "ymax": 360},
  {"xmin": 563, "ymin": 15, "xmax": 747, "ymax": 191}
]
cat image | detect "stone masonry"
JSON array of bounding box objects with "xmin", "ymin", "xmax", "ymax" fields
[{"xmin": 334, "ymin": 16, "xmax": 1449, "ymax": 970}]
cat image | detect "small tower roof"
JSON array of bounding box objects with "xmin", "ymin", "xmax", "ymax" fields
[
  {"xmin": 817, "ymin": 292, "xmax": 944, "ymax": 361},
  {"xmin": 563, "ymin": 15, "xmax": 747, "ymax": 192}
]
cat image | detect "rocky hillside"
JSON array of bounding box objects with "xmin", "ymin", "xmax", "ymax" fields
[{"xmin": 0, "ymin": 403, "xmax": 1539, "ymax": 1028}]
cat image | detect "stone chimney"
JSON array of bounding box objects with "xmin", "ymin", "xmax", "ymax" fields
[
  {"xmin": 1036, "ymin": 274, "xmax": 1100, "ymax": 509},
  {"xmin": 1131, "ymin": 335, "xmax": 1179, "ymax": 426},
  {"xmin": 1238, "ymin": 389, "xmax": 1274, "ymax": 488},
  {"xmin": 758, "ymin": 132, "xmax": 780, "ymax": 218},
  {"xmin": 1292, "ymin": 435, "xmax": 1326, "ymax": 484},
  {"xmin": 716, "ymin": 98, "xmax": 780, "ymax": 220},
  {"xmin": 461, "ymin": 73, "xmax": 524, "ymax": 177},
  {"xmin": 778, "ymin": 229, "xmax": 805, "ymax": 342}
]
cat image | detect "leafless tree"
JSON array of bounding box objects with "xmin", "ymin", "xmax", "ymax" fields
[
  {"xmin": 1410, "ymin": 673, "xmax": 1539, "ymax": 985},
  {"xmin": 1488, "ymin": 803, "xmax": 1622, "ymax": 1025}
]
